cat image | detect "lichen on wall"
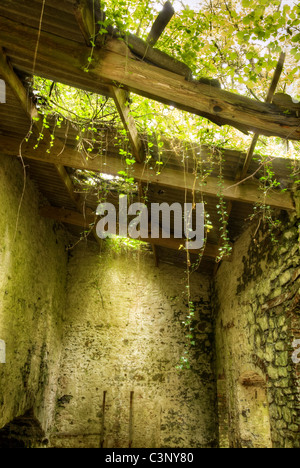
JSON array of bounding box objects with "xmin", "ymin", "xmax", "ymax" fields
[
  {"xmin": 52, "ymin": 242, "xmax": 218, "ymax": 448},
  {"xmin": 0, "ymin": 154, "xmax": 68, "ymax": 444},
  {"xmin": 214, "ymin": 211, "xmax": 300, "ymax": 448}
]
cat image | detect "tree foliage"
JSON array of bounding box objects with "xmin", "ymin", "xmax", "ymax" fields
[
  {"xmin": 102, "ymin": 0, "xmax": 300, "ymax": 94},
  {"xmin": 34, "ymin": 0, "xmax": 300, "ymax": 158}
]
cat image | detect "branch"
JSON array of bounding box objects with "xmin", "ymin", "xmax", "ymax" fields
[{"xmin": 225, "ymin": 158, "xmax": 275, "ymax": 191}]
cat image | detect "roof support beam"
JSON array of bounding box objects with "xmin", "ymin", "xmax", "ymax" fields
[
  {"xmin": 0, "ymin": 134, "xmax": 294, "ymax": 211},
  {"xmin": 0, "ymin": 16, "xmax": 299, "ymax": 140},
  {"xmin": 231, "ymin": 53, "xmax": 286, "ymax": 216},
  {"xmin": 109, "ymin": 85, "xmax": 145, "ymax": 163},
  {"xmin": 74, "ymin": 0, "xmax": 102, "ymax": 46},
  {"xmin": 241, "ymin": 52, "xmax": 286, "ymax": 180}
]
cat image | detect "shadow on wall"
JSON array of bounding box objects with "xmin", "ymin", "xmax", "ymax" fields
[
  {"xmin": 0, "ymin": 409, "xmax": 46, "ymax": 448},
  {"xmin": 237, "ymin": 372, "xmax": 272, "ymax": 449}
]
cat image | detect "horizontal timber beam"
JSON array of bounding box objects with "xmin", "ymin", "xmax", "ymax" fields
[
  {"xmin": 0, "ymin": 135, "xmax": 294, "ymax": 211},
  {"xmin": 0, "ymin": 135, "xmax": 295, "ymax": 211},
  {"xmin": 0, "ymin": 16, "xmax": 299, "ymax": 140},
  {"xmin": 39, "ymin": 205, "xmax": 221, "ymax": 258}
]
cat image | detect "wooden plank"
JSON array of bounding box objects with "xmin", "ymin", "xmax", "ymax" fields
[
  {"xmin": 74, "ymin": 0, "xmax": 105, "ymax": 46},
  {"xmin": 40, "ymin": 206, "xmax": 95, "ymax": 227},
  {"xmin": 0, "ymin": 1, "xmax": 83, "ymax": 42},
  {"xmin": 241, "ymin": 53, "xmax": 286, "ymax": 180},
  {"xmin": 0, "ymin": 134, "xmax": 294, "ymax": 211},
  {"xmin": 39, "ymin": 205, "xmax": 221, "ymax": 258},
  {"xmin": 147, "ymin": 1, "xmax": 175, "ymax": 47},
  {"xmin": 74, "ymin": 0, "xmax": 97, "ymax": 46},
  {"xmin": 0, "ymin": 47, "xmax": 103, "ymax": 245},
  {"xmin": 266, "ymin": 53, "xmax": 286, "ymax": 104},
  {"xmin": 0, "ymin": 16, "xmax": 299, "ymax": 140},
  {"xmin": 240, "ymin": 134, "xmax": 260, "ymax": 181},
  {"xmin": 54, "ymin": 163, "xmax": 82, "ymax": 208},
  {"xmin": 118, "ymin": 32, "xmax": 192, "ymax": 79},
  {"xmin": 99, "ymin": 39, "xmax": 299, "ymax": 139},
  {"xmin": 0, "ymin": 47, "xmax": 39, "ymax": 122},
  {"xmin": 110, "ymin": 85, "xmax": 144, "ymax": 163}
]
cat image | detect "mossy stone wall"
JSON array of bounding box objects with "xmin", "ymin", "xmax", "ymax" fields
[
  {"xmin": 52, "ymin": 242, "xmax": 218, "ymax": 448},
  {"xmin": 0, "ymin": 154, "xmax": 68, "ymax": 440},
  {"xmin": 214, "ymin": 213, "xmax": 300, "ymax": 448}
]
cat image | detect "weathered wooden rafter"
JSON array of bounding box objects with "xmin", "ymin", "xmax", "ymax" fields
[
  {"xmin": 74, "ymin": 0, "xmax": 105, "ymax": 47},
  {"xmin": 146, "ymin": 1, "xmax": 175, "ymax": 47},
  {"xmin": 0, "ymin": 134, "xmax": 294, "ymax": 211},
  {"xmin": 74, "ymin": 1, "xmax": 145, "ymax": 163},
  {"xmin": 109, "ymin": 84, "xmax": 145, "ymax": 163},
  {"xmin": 74, "ymin": 0, "xmax": 145, "ymax": 163},
  {"xmin": 0, "ymin": 15, "xmax": 299, "ymax": 140},
  {"xmin": 240, "ymin": 52, "xmax": 286, "ymax": 181}
]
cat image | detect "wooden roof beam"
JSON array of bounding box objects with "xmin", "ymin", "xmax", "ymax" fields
[
  {"xmin": 240, "ymin": 52, "xmax": 286, "ymax": 180},
  {"xmin": 146, "ymin": 1, "xmax": 175, "ymax": 47},
  {"xmin": 74, "ymin": 0, "xmax": 104, "ymax": 46},
  {"xmin": 230, "ymin": 53, "xmax": 287, "ymax": 217},
  {"xmin": 109, "ymin": 85, "xmax": 145, "ymax": 163},
  {"xmin": 0, "ymin": 134, "xmax": 294, "ymax": 211},
  {"xmin": 0, "ymin": 16, "xmax": 299, "ymax": 140}
]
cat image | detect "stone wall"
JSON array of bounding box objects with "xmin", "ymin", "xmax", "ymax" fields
[
  {"xmin": 1, "ymin": 152, "xmax": 299, "ymax": 449},
  {"xmin": 214, "ymin": 212, "xmax": 300, "ymax": 448},
  {"xmin": 0, "ymin": 154, "xmax": 68, "ymax": 445},
  {"xmin": 51, "ymin": 242, "xmax": 218, "ymax": 448}
]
